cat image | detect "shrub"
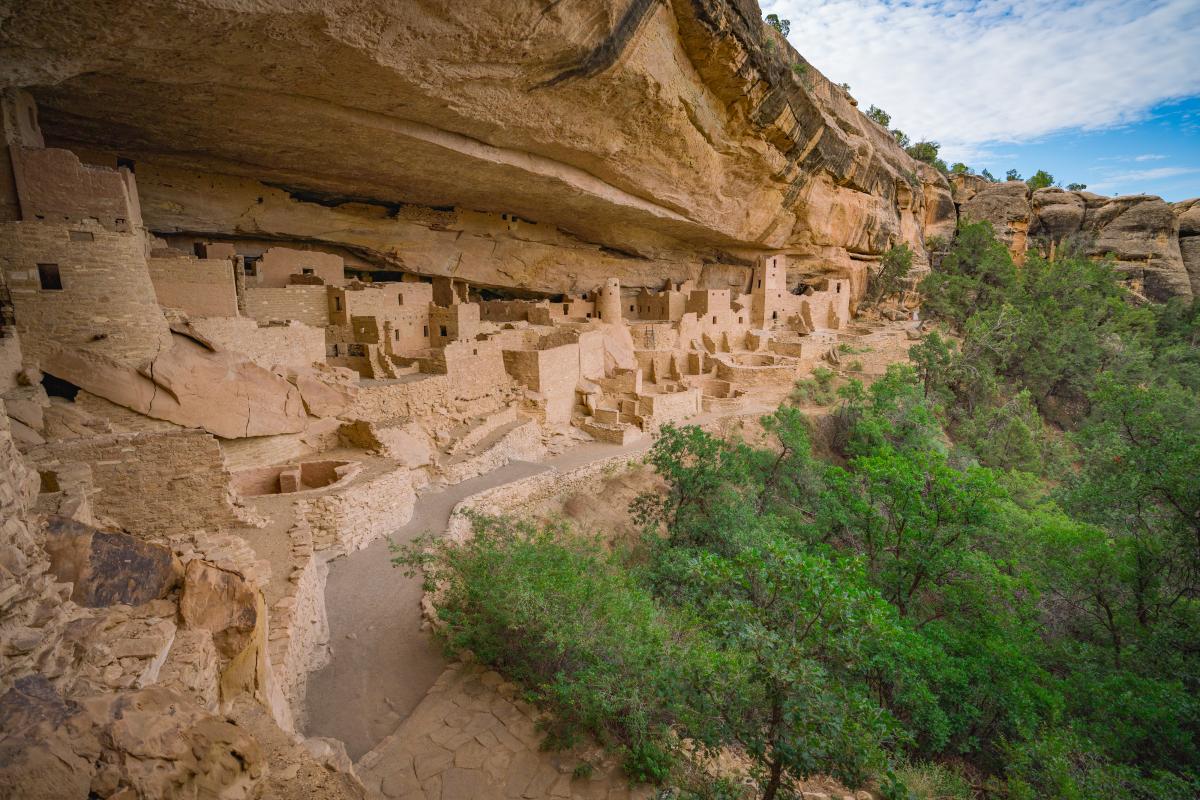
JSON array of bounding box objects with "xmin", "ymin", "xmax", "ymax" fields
[
  {"xmin": 394, "ymin": 514, "xmax": 683, "ymax": 781},
  {"xmin": 791, "ymin": 366, "xmax": 837, "ymax": 405},
  {"xmin": 867, "ymin": 243, "xmax": 914, "ymax": 305},
  {"xmin": 1026, "ymin": 170, "xmax": 1054, "ymax": 190}
]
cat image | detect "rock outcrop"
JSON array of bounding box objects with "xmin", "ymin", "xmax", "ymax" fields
[
  {"xmin": 0, "ymin": 0, "xmax": 953, "ymax": 300},
  {"xmin": 951, "ymin": 177, "xmax": 1192, "ymax": 300}
]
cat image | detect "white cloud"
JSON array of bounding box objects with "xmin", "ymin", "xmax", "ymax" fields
[
  {"xmin": 1087, "ymin": 165, "xmax": 1200, "ymax": 192},
  {"xmin": 760, "ymin": 0, "xmax": 1200, "ymax": 162},
  {"xmin": 1134, "ymin": 154, "xmax": 1168, "ymax": 161}
]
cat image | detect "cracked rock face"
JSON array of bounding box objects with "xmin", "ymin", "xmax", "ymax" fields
[
  {"xmin": 0, "ymin": 0, "xmax": 949, "ymax": 297},
  {"xmin": 954, "ymin": 181, "xmax": 1192, "ymax": 300}
]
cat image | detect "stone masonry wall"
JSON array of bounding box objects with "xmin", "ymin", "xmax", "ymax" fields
[
  {"xmin": 244, "ymin": 286, "xmax": 331, "ymax": 327},
  {"xmin": 0, "ymin": 221, "xmax": 171, "ymax": 365},
  {"xmin": 298, "ymin": 465, "xmax": 415, "ymax": 553},
  {"xmin": 188, "ymin": 317, "xmax": 325, "ymax": 372},
  {"xmin": 34, "ymin": 428, "xmax": 249, "ymax": 535},
  {"xmin": 147, "ymin": 253, "xmax": 238, "ymax": 318}
]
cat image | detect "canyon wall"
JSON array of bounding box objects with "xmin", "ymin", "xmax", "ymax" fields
[
  {"xmin": 0, "ymin": 0, "xmax": 955, "ymax": 299},
  {"xmin": 951, "ymin": 175, "xmax": 1196, "ymax": 301}
]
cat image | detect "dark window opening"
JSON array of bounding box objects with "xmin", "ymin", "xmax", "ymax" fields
[
  {"xmin": 193, "ymin": 242, "xmax": 205, "ymax": 257},
  {"xmin": 563, "ymin": 304, "xmax": 570, "ymax": 314},
  {"xmin": 37, "ymin": 263, "xmax": 63, "ymax": 291},
  {"xmin": 116, "ymin": 157, "xmax": 135, "ymax": 172},
  {"xmin": 439, "ymin": 325, "xmax": 448, "ymax": 337},
  {"xmin": 244, "ymin": 256, "xmax": 261, "ymax": 277},
  {"xmin": 757, "ymin": 279, "xmax": 762, "ymax": 288},
  {"xmin": 772, "ymin": 311, "xmax": 779, "ymax": 320},
  {"xmin": 302, "ymin": 267, "xmax": 315, "ymax": 276},
  {"xmin": 398, "ymin": 295, "xmax": 404, "ymax": 306},
  {"xmin": 712, "ymin": 316, "xmax": 717, "ymax": 324},
  {"xmin": 472, "ymin": 348, "xmax": 478, "ymax": 356},
  {"xmin": 423, "ymin": 325, "xmax": 428, "ymax": 337},
  {"xmin": 836, "ymin": 283, "xmax": 841, "ymax": 293},
  {"xmin": 394, "ymin": 330, "xmax": 400, "ymax": 341},
  {"xmin": 629, "ymin": 305, "xmax": 634, "ymax": 312},
  {"xmin": 39, "ymin": 470, "xmax": 60, "ymax": 493},
  {"xmin": 42, "ymin": 372, "xmax": 80, "ymax": 400},
  {"xmin": 334, "ymin": 297, "xmax": 342, "ymax": 311}
]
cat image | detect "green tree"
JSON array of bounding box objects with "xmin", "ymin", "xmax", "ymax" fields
[
  {"xmin": 980, "ymin": 168, "xmax": 997, "ymax": 182},
  {"xmin": 906, "ymin": 140, "xmax": 948, "ymax": 173},
  {"xmin": 1066, "ymin": 182, "xmax": 1087, "ymax": 191},
  {"xmin": 892, "ymin": 129, "xmax": 911, "ymax": 148},
  {"xmin": 1006, "ymin": 168, "xmax": 1023, "ymax": 182},
  {"xmin": 1027, "ymin": 170, "xmax": 1055, "ymax": 190},
  {"xmin": 764, "ymin": 13, "xmax": 790, "ymax": 37},
  {"xmin": 949, "ymin": 162, "xmax": 972, "ymax": 175},
  {"xmin": 866, "ymin": 243, "xmax": 914, "ymax": 305},
  {"xmin": 866, "ymin": 105, "xmax": 891, "ymax": 128}
]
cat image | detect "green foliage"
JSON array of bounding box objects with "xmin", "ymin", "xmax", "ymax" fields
[
  {"xmin": 980, "ymin": 168, "xmax": 997, "ymax": 182},
  {"xmin": 1026, "ymin": 170, "xmax": 1055, "ymax": 190},
  {"xmin": 790, "ymin": 365, "xmax": 837, "ymax": 406},
  {"xmin": 1066, "ymin": 182, "xmax": 1087, "ymax": 191},
  {"xmin": 949, "ymin": 162, "xmax": 972, "ymax": 175},
  {"xmin": 839, "ymin": 82, "xmax": 852, "ymax": 92},
  {"xmin": 918, "ymin": 220, "xmax": 1017, "ymax": 330},
  {"xmin": 867, "ymin": 243, "xmax": 914, "ymax": 305},
  {"xmin": 905, "ymin": 140, "xmax": 948, "ymax": 173},
  {"xmin": 393, "ymin": 515, "xmax": 684, "ymax": 781},
  {"xmin": 764, "ymin": 14, "xmax": 790, "ymax": 37},
  {"xmin": 892, "ymin": 129, "xmax": 911, "ymax": 149},
  {"xmin": 867, "ymin": 105, "xmax": 892, "ymax": 128},
  {"xmin": 1005, "ymin": 169, "xmax": 1022, "ymax": 181}
]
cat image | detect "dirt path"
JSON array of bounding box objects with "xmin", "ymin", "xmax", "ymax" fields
[{"xmin": 303, "ymin": 437, "xmax": 659, "ymax": 760}]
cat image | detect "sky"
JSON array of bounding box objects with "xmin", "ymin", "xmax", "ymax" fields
[{"xmin": 760, "ymin": 0, "xmax": 1200, "ymax": 200}]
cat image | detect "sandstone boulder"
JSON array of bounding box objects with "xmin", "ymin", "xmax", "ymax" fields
[
  {"xmin": 41, "ymin": 337, "xmax": 311, "ymax": 438},
  {"xmin": 1174, "ymin": 199, "xmax": 1200, "ymax": 296},
  {"xmin": 0, "ymin": 676, "xmax": 98, "ymax": 799},
  {"xmin": 43, "ymin": 516, "xmax": 181, "ymax": 608},
  {"xmin": 959, "ymin": 181, "xmax": 1030, "ymax": 254},
  {"xmin": 1030, "ymin": 187, "xmax": 1085, "ymax": 241},
  {"xmin": 1082, "ymin": 195, "xmax": 1189, "ymax": 300},
  {"xmin": 180, "ymin": 560, "xmax": 258, "ymax": 659}
]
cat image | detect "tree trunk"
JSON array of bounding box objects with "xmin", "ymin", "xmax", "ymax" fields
[{"xmin": 762, "ymin": 757, "xmax": 784, "ymax": 800}]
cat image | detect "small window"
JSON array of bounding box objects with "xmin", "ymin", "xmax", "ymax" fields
[
  {"xmin": 738, "ymin": 317, "xmax": 744, "ymax": 324},
  {"xmin": 117, "ymin": 157, "xmax": 135, "ymax": 172},
  {"xmin": 193, "ymin": 242, "xmax": 205, "ymax": 257},
  {"xmin": 439, "ymin": 325, "xmax": 448, "ymax": 337},
  {"xmin": 472, "ymin": 348, "xmax": 478, "ymax": 356},
  {"xmin": 398, "ymin": 295, "xmax": 404, "ymax": 306},
  {"xmin": 244, "ymin": 256, "xmax": 260, "ymax": 277},
  {"xmin": 836, "ymin": 283, "xmax": 841, "ymax": 293},
  {"xmin": 563, "ymin": 304, "xmax": 570, "ymax": 314},
  {"xmin": 772, "ymin": 311, "xmax": 779, "ymax": 320},
  {"xmin": 712, "ymin": 316, "xmax": 717, "ymax": 324},
  {"xmin": 629, "ymin": 304, "xmax": 634, "ymax": 312},
  {"xmin": 423, "ymin": 325, "xmax": 429, "ymax": 337},
  {"xmin": 37, "ymin": 263, "xmax": 63, "ymax": 291},
  {"xmin": 302, "ymin": 267, "xmax": 315, "ymax": 276},
  {"xmin": 757, "ymin": 280, "xmax": 762, "ymax": 288},
  {"xmin": 394, "ymin": 330, "xmax": 400, "ymax": 341},
  {"xmin": 334, "ymin": 297, "xmax": 342, "ymax": 311}
]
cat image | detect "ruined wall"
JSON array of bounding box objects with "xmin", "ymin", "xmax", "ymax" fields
[
  {"xmin": 10, "ymin": 146, "xmax": 139, "ymax": 231},
  {"xmin": 34, "ymin": 429, "xmax": 247, "ymax": 535},
  {"xmin": 502, "ymin": 343, "xmax": 580, "ymax": 425},
  {"xmin": 147, "ymin": 253, "xmax": 238, "ymax": 318},
  {"xmin": 254, "ymin": 246, "xmax": 345, "ymax": 289},
  {"xmin": 187, "ymin": 317, "xmax": 324, "ymax": 372},
  {"xmin": 0, "ymin": 221, "xmax": 171, "ymax": 365},
  {"xmin": 243, "ymin": 285, "xmax": 331, "ymax": 327}
]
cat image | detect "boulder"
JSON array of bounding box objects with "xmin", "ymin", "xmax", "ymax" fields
[
  {"xmin": 41, "ymin": 337, "xmax": 311, "ymax": 438},
  {"xmin": 0, "ymin": 676, "xmax": 99, "ymax": 800},
  {"xmin": 179, "ymin": 560, "xmax": 258, "ymax": 659},
  {"xmin": 959, "ymin": 181, "xmax": 1031, "ymax": 254},
  {"xmin": 1031, "ymin": 187, "xmax": 1086, "ymax": 241},
  {"xmin": 1081, "ymin": 195, "xmax": 1189, "ymax": 300},
  {"xmin": 43, "ymin": 516, "xmax": 181, "ymax": 608}
]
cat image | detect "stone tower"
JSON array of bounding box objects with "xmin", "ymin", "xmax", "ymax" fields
[
  {"xmin": 750, "ymin": 254, "xmax": 786, "ymax": 328},
  {"xmin": 597, "ymin": 277, "xmax": 622, "ymax": 323}
]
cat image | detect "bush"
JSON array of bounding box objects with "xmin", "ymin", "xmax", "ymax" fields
[
  {"xmin": 394, "ymin": 514, "xmax": 683, "ymax": 781},
  {"xmin": 791, "ymin": 366, "xmax": 837, "ymax": 405},
  {"xmin": 867, "ymin": 243, "xmax": 914, "ymax": 304}
]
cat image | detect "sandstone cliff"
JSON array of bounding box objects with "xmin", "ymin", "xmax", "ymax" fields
[
  {"xmin": 0, "ymin": 0, "xmax": 952, "ymax": 300},
  {"xmin": 950, "ymin": 174, "xmax": 1195, "ymax": 300}
]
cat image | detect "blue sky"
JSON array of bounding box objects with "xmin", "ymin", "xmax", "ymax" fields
[{"xmin": 761, "ymin": 0, "xmax": 1200, "ymax": 200}]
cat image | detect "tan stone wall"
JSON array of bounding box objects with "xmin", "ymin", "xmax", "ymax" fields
[
  {"xmin": 147, "ymin": 254, "xmax": 238, "ymax": 318},
  {"xmin": 188, "ymin": 317, "xmax": 324, "ymax": 371},
  {"xmin": 502, "ymin": 343, "xmax": 579, "ymax": 425},
  {"xmin": 243, "ymin": 285, "xmax": 331, "ymax": 327},
  {"xmin": 0, "ymin": 221, "xmax": 172, "ymax": 365},
  {"xmin": 298, "ymin": 466, "xmax": 415, "ymax": 553},
  {"xmin": 36, "ymin": 428, "xmax": 248, "ymax": 535},
  {"xmin": 253, "ymin": 246, "xmax": 345, "ymax": 288},
  {"xmin": 0, "ymin": 328, "xmax": 22, "ymax": 393},
  {"xmin": 10, "ymin": 146, "xmax": 139, "ymax": 231}
]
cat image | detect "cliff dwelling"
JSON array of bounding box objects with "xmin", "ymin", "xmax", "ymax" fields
[{"xmin": 0, "ymin": 2, "xmax": 1196, "ymax": 799}]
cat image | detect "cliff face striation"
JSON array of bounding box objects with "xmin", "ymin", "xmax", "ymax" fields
[
  {"xmin": 951, "ymin": 175, "xmax": 1196, "ymax": 301},
  {"xmin": 0, "ymin": 0, "xmax": 953, "ymax": 299}
]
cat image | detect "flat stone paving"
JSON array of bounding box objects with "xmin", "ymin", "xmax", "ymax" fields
[{"xmin": 356, "ymin": 662, "xmax": 654, "ymax": 800}]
